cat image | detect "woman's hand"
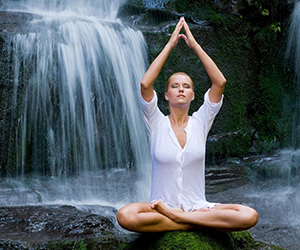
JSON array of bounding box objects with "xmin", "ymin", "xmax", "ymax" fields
[
  {"xmin": 167, "ymin": 17, "xmax": 185, "ymax": 49},
  {"xmin": 179, "ymin": 18, "xmax": 226, "ymax": 103},
  {"xmin": 180, "ymin": 19, "xmax": 198, "ymax": 49},
  {"xmin": 168, "ymin": 17, "xmax": 198, "ymax": 49}
]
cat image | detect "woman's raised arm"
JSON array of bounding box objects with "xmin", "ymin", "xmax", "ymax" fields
[
  {"xmin": 141, "ymin": 17, "xmax": 185, "ymax": 102},
  {"xmin": 181, "ymin": 19, "xmax": 226, "ymax": 103}
]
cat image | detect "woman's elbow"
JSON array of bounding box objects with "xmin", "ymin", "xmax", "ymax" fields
[
  {"xmin": 219, "ymin": 77, "xmax": 227, "ymax": 88},
  {"xmin": 140, "ymin": 80, "xmax": 152, "ymax": 91}
]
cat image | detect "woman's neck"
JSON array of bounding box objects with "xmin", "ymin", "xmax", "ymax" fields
[{"xmin": 168, "ymin": 106, "xmax": 189, "ymax": 126}]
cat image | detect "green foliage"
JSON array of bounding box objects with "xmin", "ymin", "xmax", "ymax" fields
[
  {"xmin": 170, "ymin": 0, "xmax": 212, "ymax": 13},
  {"xmin": 143, "ymin": 0, "xmax": 293, "ymax": 158},
  {"xmin": 250, "ymin": 74, "xmax": 283, "ymax": 138},
  {"xmin": 206, "ymin": 131, "xmax": 253, "ymax": 163},
  {"xmin": 173, "ymin": 0, "xmax": 190, "ymax": 13},
  {"xmin": 205, "ymin": 9, "xmax": 224, "ymax": 26}
]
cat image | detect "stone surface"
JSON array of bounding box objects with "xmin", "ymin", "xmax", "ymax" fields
[
  {"xmin": 0, "ymin": 10, "xmax": 41, "ymax": 32},
  {"xmin": 0, "ymin": 205, "xmax": 118, "ymax": 243},
  {"xmin": 0, "ymin": 205, "xmax": 284, "ymax": 250}
]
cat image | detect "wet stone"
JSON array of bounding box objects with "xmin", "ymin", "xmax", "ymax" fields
[
  {"xmin": 0, "ymin": 11, "xmax": 41, "ymax": 32},
  {"xmin": 0, "ymin": 205, "xmax": 119, "ymax": 243}
]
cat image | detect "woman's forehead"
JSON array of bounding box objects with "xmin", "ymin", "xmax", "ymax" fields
[{"xmin": 169, "ymin": 74, "xmax": 192, "ymax": 84}]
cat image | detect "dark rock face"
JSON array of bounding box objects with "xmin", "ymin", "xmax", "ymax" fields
[
  {"xmin": 0, "ymin": 205, "xmax": 118, "ymax": 242},
  {"xmin": 0, "ymin": 10, "xmax": 42, "ymax": 177},
  {"xmin": 0, "ymin": 11, "xmax": 41, "ymax": 32},
  {"xmin": 0, "ymin": 205, "xmax": 138, "ymax": 249}
]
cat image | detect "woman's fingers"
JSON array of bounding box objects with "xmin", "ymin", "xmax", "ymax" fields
[
  {"xmin": 168, "ymin": 17, "xmax": 185, "ymax": 48},
  {"xmin": 175, "ymin": 17, "xmax": 184, "ymax": 31},
  {"xmin": 179, "ymin": 33, "xmax": 188, "ymax": 43},
  {"xmin": 182, "ymin": 20, "xmax": 197, "ymax": 48},
  {"xmin": 183, "ymin": 19, "xmax": 192, "ymax": 35},
  {"xmin": 168, "ymin": 17, "xmax": 198, "ymax": 49}
]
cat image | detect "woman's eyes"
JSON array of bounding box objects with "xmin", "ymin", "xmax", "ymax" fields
[{"xmin": 171, "ymin": 84, "xmax": 190, "ymax": 88}]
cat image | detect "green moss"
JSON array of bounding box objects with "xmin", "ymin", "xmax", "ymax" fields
[
  {"xmin": 46, "ymin": 240, "xmax": 77, "ymax": 250},
  {"xmin": 21, "ymin": 231, "xmax": 284, "ymax": 250},
  {"xmin": 45, "ymin": 240, "xmax": 88, "ymax": 250},
  {"xmin": 119, "ymin": 230, "xmax": 257, "ymax": 250},
  {"xmin": 229, "ymin": 231, "xmax": 253, "ymax": 246},
  {"xmin": 205, "ymin": 9, "xmax": 224, "ymax": 26},
  {"xmin": 173, "ymin": 0, "xmax": 190, "ymax": 13},
  {"xmin": 74, "ymin": 241, "xmax": 87, "ymax": 250}
]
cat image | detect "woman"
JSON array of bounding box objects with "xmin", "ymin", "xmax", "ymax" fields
[{"xmin": 117, "ymin": 17, "xmax": 258, "ymax": 232}]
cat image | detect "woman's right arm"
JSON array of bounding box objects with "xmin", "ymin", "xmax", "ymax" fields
[{"xmin": 141, "ymin": 17, "xmax": 185, "ymax": 102}]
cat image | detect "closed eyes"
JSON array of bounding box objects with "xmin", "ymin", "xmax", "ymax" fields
[{"xmin": 171, "ymin": 83, "xmax": 191, "ymax": 88}]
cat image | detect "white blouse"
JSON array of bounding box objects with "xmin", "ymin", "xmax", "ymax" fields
[{"xmin": 140, "ymin": 89, "xmax": 223, "ymax": 212}]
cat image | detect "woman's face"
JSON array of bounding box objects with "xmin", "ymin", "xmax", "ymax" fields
[{"xmin": 165, "ymin": 74, "xmax": 195, "ymax": 107}]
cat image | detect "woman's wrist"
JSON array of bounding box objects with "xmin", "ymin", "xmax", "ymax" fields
[
  {"xmin": 191, "ymin": 42, "xmax": 201, "ymax": 51},
  {"xmin": 165, "ymin": 42, "xmax": 175, "ymax": 52}
]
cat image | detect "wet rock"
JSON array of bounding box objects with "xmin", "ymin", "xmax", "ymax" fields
[
  {"xmin": 0, "ymin": 11, "xmax": 41, "ymax": 33},
  {"xmin": 0, "ymin": 240, "xmax": 28, "ymax": 250},
  {"xmin": 0, "ymin": 206, "xmax": 284, "ymax": 250},
  {"xmin": 0, "ymin": 205, "xmax": 118, "ymax": 243},
  {"xmin": 205, "ymin": 164, "xmax": 248, "ymax": 194}
]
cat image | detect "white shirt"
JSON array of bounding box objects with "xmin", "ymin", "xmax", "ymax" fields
[{"xmin": 140, "ymin": 89, "xmax": 223, "ymax": 211}]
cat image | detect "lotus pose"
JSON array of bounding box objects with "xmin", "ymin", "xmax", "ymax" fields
[{"xmin": 117, "ymin": 17, "xmax": 258, "ymax": 232}]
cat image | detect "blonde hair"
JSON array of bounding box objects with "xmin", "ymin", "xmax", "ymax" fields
[{"xmin": 165, "ymin": 72, "xmax": 194, "ymax": 92}]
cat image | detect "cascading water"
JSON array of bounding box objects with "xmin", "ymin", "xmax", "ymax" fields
[
  {"xmin": 0, "ymin": 0, "xmax": 151, "ymax": 206},
  {"xmin": 236, "ymin": 3, "xmax": 300, "ymax": 247},
  {"xmin": 286, "ymin": 1, "xmax": 300, "ymax": 148},
  {"xmin": 143, "ymin": 0, "xmax": 166, "ymax": 9}
]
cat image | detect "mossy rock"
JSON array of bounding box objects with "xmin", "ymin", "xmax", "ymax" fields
[
  {"xmin": 26, "ymin": 230, "xmax": 284, "ymax": 250},
  {"xmin": 118, "ymin": 230, "xmax": 282, "ymax": 250}
]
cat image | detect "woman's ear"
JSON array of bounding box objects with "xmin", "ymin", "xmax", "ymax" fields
[{"xmin": 165, "ymin": 92, "xmax": 169, "ymax": 101}]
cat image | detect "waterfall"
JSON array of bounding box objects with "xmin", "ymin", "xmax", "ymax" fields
[
  {"xmin": 143, "ymin": 0, "xmax": 166, "ymax": 9},
  {"xmin": 0, "ymin": 0, "xmax": 151, "ymax": 206},
  {"xmin": 286, "ymin": 1, "xmax": 300, "ymax": 148}
]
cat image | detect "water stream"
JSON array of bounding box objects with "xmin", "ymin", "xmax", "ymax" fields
[
  {"xmin": 286, "ymin": 1, "xmax": 300, "ymax": 149},
  {"xmin": 207, "ymin": 151, "xmax": 300, "ymax": 249}
]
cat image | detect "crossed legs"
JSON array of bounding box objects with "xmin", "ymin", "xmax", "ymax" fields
[{"xmin": 116, "ymin": 200, "xmax": 258, "ymax": 232}]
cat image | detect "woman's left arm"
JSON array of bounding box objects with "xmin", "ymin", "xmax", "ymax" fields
[{"xmin": 181, "ymin": 19, "xmax": 226, "ymax": 103}]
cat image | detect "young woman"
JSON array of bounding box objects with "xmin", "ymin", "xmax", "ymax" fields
[{"xmin": 117, "ymin": 17, "xmax": 258, "ymax": 232}]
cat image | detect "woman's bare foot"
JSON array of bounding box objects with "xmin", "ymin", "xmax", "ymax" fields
[{"xmin": 149, "ymin": 200, "xmax": 178, "ymax": 221}]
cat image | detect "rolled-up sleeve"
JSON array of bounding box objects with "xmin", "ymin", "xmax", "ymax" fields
[
  {"xmin": 140, "ymin": 91, "xmax": 164, "ymax": 136},
  {"xmin": 193, "ymin": 89, "xmax": 223, "ymax": 136}
]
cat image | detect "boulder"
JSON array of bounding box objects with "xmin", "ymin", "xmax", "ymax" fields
[{"xmin": 0, "ymin": 205, "xmax": 284, "ymax": 250}]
